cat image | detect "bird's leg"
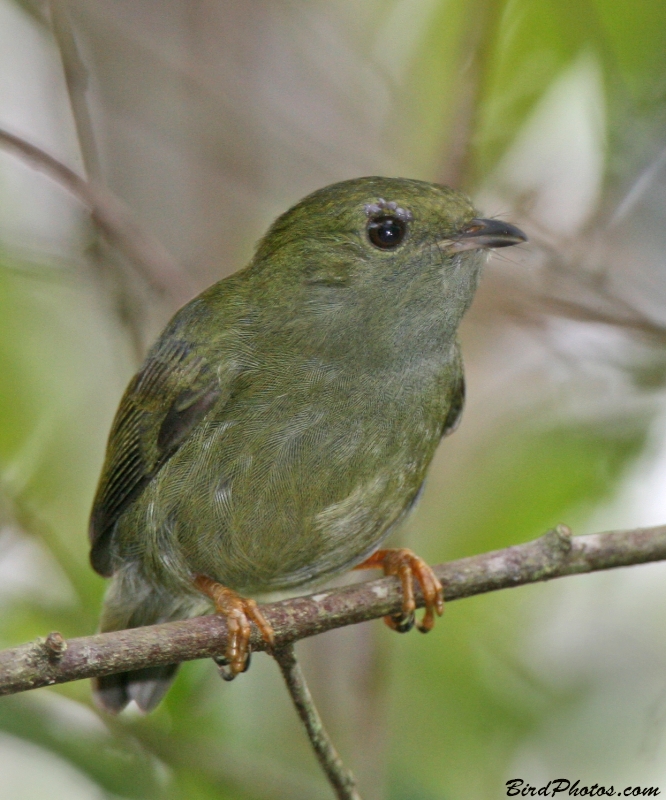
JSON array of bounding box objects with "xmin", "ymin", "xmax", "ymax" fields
[
  {"xmin": 354, "ymin": 548, "xmax": 444, "ymax": 633},
  {"xmin": 193, "ymin": 575, "xmax": 274, "ymax": 679}
]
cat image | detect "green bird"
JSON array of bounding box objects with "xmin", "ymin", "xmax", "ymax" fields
[{"xmin": 89, "ymin": 176, "xmax": 526, "ymax": 713}]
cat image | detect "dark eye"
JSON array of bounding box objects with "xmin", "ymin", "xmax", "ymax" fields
[{"xmin": 367, "ymin": 215, "xmax": 407, "ymax": 249}]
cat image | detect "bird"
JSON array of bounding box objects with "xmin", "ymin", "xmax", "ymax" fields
[{"xmin": 89, "ymin": 176, "xmax": 526, "ymax": 713}]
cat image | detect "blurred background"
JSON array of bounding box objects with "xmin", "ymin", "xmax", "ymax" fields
[{"xmin": 1, "ymin": 1, "xmax": 666, "ymax": 798}]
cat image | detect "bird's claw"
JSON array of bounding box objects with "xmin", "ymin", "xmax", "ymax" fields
[
  {"xmin": 214, "ymin": 648, "xmax": 252, "ymax": 681},
  {"xmin": 355, "ymin": 548, "xmax": 444, "ymax": 633},
  {"xmin": 386, "ymin": 610, "xmax": 415, "ymax": 633},
  {"xmin": 194, "ymin": 575, "xmax": 274, "ymax": 678}
]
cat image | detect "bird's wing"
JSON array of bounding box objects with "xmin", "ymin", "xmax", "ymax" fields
[
  {"xmin": 441, "ymin": 347, "xmax": 465, "ymax": 438},
  {"xmin": 89, "ymin": 337, "xmax": 226, "ymax": 576}
]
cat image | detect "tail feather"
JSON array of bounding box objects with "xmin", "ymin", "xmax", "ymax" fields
[
  {"xmin": 93, "ymin": 664, "xmax": 179, "ymax": 714},
  {"xmin": 93, "ymin": 566, "xmax": 209, "ymax": 713}
]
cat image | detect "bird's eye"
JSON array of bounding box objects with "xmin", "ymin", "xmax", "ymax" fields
[{"xmin": 367, "ymin": 215, "xmax": 407, "ymax": 249}]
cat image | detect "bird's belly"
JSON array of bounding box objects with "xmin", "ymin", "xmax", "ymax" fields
[
  {"xmin": 117, "ymin": 387, "xmax": 445, "ymax": 595},
  {"xmin": 180, "ymin": 452, "xmax": 430, "ymax": 594}
]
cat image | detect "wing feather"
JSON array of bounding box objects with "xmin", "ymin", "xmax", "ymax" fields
[{"xmin": 89, "ymin": 338, "xmax": 224, "ymax": 576}]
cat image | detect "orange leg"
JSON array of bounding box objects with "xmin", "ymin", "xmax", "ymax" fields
[
  {"xmin": 355, "ymin": 548, "xmax": 444, "ymax": 633},
  {"xmin": 194, "ymin": 575, "xmax": 275, "ymax": 679}
]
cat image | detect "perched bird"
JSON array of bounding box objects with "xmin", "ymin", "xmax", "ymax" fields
[{"xmin": 89, "ymin": 176, "xmax": 526, "ymax": 713}]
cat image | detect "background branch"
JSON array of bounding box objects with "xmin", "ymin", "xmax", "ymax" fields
[
  {"xmin": 47, "ymin": 0, "xmax": 148, "ymax": 359},
  {"xmin": 0, "ymin": 126, "xmax": 192, "ymax": 305},
  {"xmin": 1, "ymin": 522, "xmax": 665, "ymax": 697},
  {"xmin": 49, "ymin": 0, "xmax": 102, "ymax": 182}
]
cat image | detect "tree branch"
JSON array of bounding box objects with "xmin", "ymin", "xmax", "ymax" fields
[
  {"xmin": 49, "ymin": 0, "xmax": 103, "ymax": 182},
  {"xmin": 1, "ymin": 522, "xmax": 666, "ymax": 697},
  {"xmin": 0, "ymin": 126, "xmax": 192, "ymax": 305},
  {"xmin": 274, "ymin": 644, "xmax": 361, "ymax": 800}
]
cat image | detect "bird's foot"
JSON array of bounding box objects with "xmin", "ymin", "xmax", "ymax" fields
[
  {"xmin": 194, "ymin": 575, "xmax": 274, "ymax": 679},
  {"xmin": 355, "ymin": 548, "xmax": 444, "ymax": 633}
]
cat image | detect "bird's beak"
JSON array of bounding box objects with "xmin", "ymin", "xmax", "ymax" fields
[{"xmin": 444, "ymin": 218, "xmax": 527, "ymax": 252}]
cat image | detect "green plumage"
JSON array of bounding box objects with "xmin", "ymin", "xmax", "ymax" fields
[{"xmin": 90, "ymin": 176, "xmax": 516, "ymax": 712}]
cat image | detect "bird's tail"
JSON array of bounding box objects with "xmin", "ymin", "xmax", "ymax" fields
[
  {"xmin": 93, "ymin": 567, "xmax": 208, "ymax": 714},
  {"xmin": 94, "ymin": 662, "xmax": 179, "ymax": 715}
]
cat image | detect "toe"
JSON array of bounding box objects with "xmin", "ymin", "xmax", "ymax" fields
[
  {"xmin": 385, "ymin": 611, "xmax": 415, "ymax": 633},
  {"xmin": 194, "ymin": 576, "xmax": 275, "ymax": 676},
  {"xmin": 363, "ymin": 549, "xmax": 444, "ymax": 634}
]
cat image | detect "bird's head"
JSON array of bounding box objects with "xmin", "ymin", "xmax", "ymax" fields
[{"xmin": 251, "ymin": 176, "xmax": 526, "ymax": 358}]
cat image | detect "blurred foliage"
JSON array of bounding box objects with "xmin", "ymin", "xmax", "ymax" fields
[
  {"xmin": 1, "ymin": 1, "xmax": 665, "ymax": 799},
  {"xmin": 388, "ymin": 418, "xmax": 646, "ymax": 799}
]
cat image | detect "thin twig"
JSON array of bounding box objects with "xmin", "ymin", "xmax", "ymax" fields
[
  {"xmin": 0, "ymin": 127, "xmax": 192, "ymax": 304},
  {"xmin": 49, "ymin": 0, "xmax": 102, "ymax": 181},
  {"xmin": 47, "ymin": 0, "xmax": 146, "ymax": 359},
  {"xmin": 274, "ymin": 644, "xmax": 361, "ymax": 800},
  {"xmin": 1, "ymin": 523, "xmax": 666, "ymax": 695},
  {"xmin": 439, "ymin": 1, "xmax": 504, "ymax": 189}
]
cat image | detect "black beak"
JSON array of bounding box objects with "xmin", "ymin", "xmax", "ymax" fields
[{"xmin": 447, "ymin": 218, "xmax": 527, "ymax": 252}]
